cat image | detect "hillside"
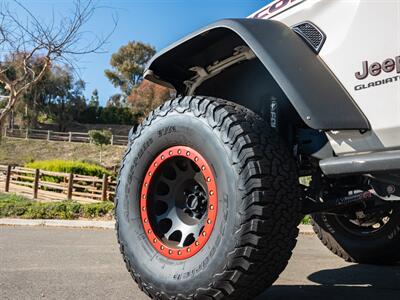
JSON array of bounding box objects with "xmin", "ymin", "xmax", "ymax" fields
[{"xmin": 0, "ymin": 137, "xmax": 126, "ymax": 169}]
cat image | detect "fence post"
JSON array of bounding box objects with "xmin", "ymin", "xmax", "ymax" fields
[
  {"xmin": 25, "ymin": 128, "xmax": 29, "ymax": 140},
  {"xmin": 110, "ymin": 135, "xmax": 114, "ymax": 146},
  {"xmin": 67, "ymin": 173, "xmax": 74, "ymax": 200},
  {"xmin": 68, "ymin": 132, "xmax": 72, "ymax": 142},
  {"xmin": 3, "ymin": 126, "xmax": 7, "ymax": 138},
  {"xmin": 33, "ymin": 169, "xmax": 40, "ymax": 199},
  {"xmin": 101, "ymin": 174, "xmax": 109, "ymax": 201},
  {"xmin": 5, "ymin": 165, "xmax": 11, "ymax": 192},
  {"xmin": 47, "ymin": 130, "xmax": 51, "ymax": 141}
]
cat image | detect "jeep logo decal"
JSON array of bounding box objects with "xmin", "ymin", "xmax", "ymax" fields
[
  {"xmin": 354, "ymin": 55, "xmax": 400, "ymax": 91},
  {"xmin": 355, "ymin": 56, "xmax": 400, "ymax": 80}
]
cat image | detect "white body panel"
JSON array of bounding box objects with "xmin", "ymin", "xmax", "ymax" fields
[{"xmin": 251, "ymin": 0, "xmax": 400, "ymax": 155}]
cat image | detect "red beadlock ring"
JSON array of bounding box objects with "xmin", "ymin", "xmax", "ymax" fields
[{"xmin": 140, "ymin": 146, "xmax": 218, "ymax": 260}]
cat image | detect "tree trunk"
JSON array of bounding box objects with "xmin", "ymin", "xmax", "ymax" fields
[
  {"xmin": 0, "ymin": 119, "xmax": 4, "ymax": 143},
  {"xmin": 0, "ymin": 92, "xmax": 18, "ymax": 143}
]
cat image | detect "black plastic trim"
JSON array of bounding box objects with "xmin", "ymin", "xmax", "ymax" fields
[
  {"xmin": 145, "ymin": 19, "xmax": 370, "ymax": 131},
  {"xmin": 292, "ymin": 21, "xmax": 326, "ymax": 54}
]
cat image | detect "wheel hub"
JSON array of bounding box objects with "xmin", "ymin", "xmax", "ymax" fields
[
  {"xmin": 140, "ymin": 146, "xmax": 218, "ymax": 260},
  {"xmin": 185, "ymin": 185, "xmax": 207, "ymax": 217}
]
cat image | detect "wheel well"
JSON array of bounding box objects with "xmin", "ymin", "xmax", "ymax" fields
[
  {"xmin": 196, "ymin": 58, "xmax": 304, "ymax": 144},
  {"xmin": 145, "ymin": 21, "xmax": 335, "ymax": 160},
  {"xmin": 145, "ymin": 19, "xmax": 369, "ymax": 131},
  {"xmin": 196, "ymin": 57, "xmax": 331, "ymax": 165}
]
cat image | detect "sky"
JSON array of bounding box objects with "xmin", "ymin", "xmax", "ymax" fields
[{"xmin": 13, "ymin": 0, "xmax": 270, "ymax": 106}]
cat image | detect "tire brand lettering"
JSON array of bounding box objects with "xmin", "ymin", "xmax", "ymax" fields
[
  {"xmin": 133, "ymin": 138, "xmax": 153, "ymax": 168},
  {"xmin": 158, "ymin": 126, "xmax": 176, "ymax": 137}
]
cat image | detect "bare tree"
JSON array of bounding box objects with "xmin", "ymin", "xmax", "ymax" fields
[{"xmin": 0, "ymin": 0, "xmax": 115, "ymax": 140}]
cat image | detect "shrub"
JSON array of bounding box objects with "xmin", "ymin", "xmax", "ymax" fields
[
  {"xmin": 88, "ymin": 130, "xmax": 112, "ymax": 163},
  {"xmin": 302, "ymin": 215, "xmax": 310, "ymax": 225},
  {"xmin": 25, "ymin": 160, "xmax": 110, "ymax": 177},
  {"xmin": 88, "ymin": 130, "xmax": 112, "ymax": 147},
  {"xmin": 0, "ymin": 194, "xmax": 114, "ymax": 220}
]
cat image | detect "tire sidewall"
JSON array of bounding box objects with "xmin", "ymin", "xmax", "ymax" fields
[
  {"xmin": 116, "ymin": 111, "xmax": 240, "ymax": 294},
  {"xmin": 312, "ymin": 207, "xmax": 400, "ymax": 263}
]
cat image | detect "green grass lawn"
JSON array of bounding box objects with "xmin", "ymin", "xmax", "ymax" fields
[{"xmin": 0, "ymin": 193, "xmax": 114, "ymax": 220}]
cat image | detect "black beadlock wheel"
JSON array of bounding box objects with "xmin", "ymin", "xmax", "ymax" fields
[
  {"xmin": 311, "ymin": 203, "xmax": 400, "ymax": 264},
  {"xmin": 115, "ymin": 96, "xmax": 302, "ymax": 299}
]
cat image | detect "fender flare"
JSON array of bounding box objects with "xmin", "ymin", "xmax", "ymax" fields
[{"xmin": 145, "ymin": 19, "xmax": 370, "ymax": 130}]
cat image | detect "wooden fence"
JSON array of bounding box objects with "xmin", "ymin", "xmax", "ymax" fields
[
  {"xmin": 4, "ymin": 128, "xmax": 128, "ymax": 146},
  {"xmin": 0, "ymin": 165, "xmax": 116, "ymax": 203}
]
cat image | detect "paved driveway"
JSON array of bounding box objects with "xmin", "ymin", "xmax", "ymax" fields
[{"xmin": 1, "ymin": 226, "xmax": 399, "ymax": 300}]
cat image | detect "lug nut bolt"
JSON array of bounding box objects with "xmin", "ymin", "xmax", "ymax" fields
[
  {"xmin": 186, "ymin": 151, "xmax": 190, "ymax": 156},
  {"xmin": 202, "ymin": 232, "xmax": 206, "ymax": 237},
  {"xmin": 153, "ymin": 238, "xmax": 157, "ymax": 243},
  {"xmin": 195, "ymin": 241, "xmax": 200, "ymax": 246},
  {"xmin": 194, "ymin": 157, "xmax": 199, "ymax": 162},
  {"xmin": 178, "ymin": 149, "xmax": 182, "ymax": 154},
  {"xmin": 178, "ymin": 250, "xmax": 182, "ymax": 255}
]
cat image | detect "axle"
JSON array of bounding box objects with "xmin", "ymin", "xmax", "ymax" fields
[{"xmin": 302, "ymin": 190, "xmax": 376, "ymax": 215}]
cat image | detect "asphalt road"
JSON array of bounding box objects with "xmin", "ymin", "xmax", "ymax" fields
[{"xmin": 1, "ymin": 226, "xmax": 400, "ymax": 300}]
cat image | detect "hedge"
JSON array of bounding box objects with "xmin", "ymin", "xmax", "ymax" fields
[
  {"xmin": 0, "ymin": 193, "xmax": 114, "ymax": 220},
  {"xmin": 25, "ymin": 160, "xmax": 110, "ymax": 177}
]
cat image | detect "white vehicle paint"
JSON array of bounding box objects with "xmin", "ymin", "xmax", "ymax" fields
[{"xmin": 251, "ymin": 0, "xmax": 400, "ymax": 155}]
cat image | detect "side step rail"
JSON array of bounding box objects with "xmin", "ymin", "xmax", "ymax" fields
[{"xmin": 320, "ymin": 150, "xmax": 400, "ymax": 176}]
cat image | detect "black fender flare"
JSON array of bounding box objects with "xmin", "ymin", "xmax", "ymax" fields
[{"xmin": 145, "ymin": 19, "xmax": 370, "ymax": 130}]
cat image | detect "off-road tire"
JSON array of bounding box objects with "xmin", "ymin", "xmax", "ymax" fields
[
  {"xmin": 115, "ymin": 96, "xmax": 302, "ymax": 299},
  {"xmin": 311, "ymin": 207, "xmax": 400, "ymax": 264}
]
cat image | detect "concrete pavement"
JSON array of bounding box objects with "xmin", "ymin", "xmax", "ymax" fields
[{"xmin": 1, "ymin": 226, "xmax": 399, "ymax": 300}]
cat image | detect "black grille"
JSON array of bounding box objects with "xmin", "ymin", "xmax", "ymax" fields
[{"xmin": 292, "ymin": 22, "xmax": 326, "ymax": 54}]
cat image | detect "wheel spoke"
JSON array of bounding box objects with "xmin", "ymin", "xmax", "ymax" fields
[
  {"xmin": 177, "ymin": 226, "xmax": 198, "ymax": 247},
  {"xmin": 156, "ymin": 204, "xmax": 178, "ymax": 223}
]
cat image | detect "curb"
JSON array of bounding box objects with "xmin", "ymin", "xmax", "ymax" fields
[
  {"xmin": 0, "ymin": 219, "xmax": 114, "ymax": 229},
  {"xmin": 0, "ymin": 219, "xmax": 315, "ymax": 234}
]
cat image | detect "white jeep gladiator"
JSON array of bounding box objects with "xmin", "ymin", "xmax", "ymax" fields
[{"xmin": 115, "ymin": 1, "xmax": 400, "ymax": 299}]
